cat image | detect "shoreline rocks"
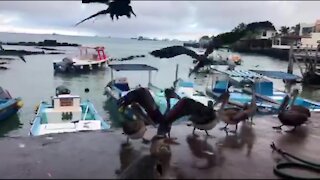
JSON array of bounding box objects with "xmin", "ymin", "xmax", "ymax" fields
[{"xmin": 1, "ymin": 39, "xmax": 80, "ymax": 47}]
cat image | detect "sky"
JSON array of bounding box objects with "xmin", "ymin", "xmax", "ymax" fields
[{"xmin": 0, "ymin": 1, "xmax": 319, "ymax": 41}]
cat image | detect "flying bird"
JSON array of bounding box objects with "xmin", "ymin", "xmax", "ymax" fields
[
  {"xmin": 149, "ymin": 40, "xmax": 220, "ymax": 76},
  {"xmin": 75, "ymin": 0, "xmax": 136, "ymax": 26},
  {"xmin": 0, "ymin": 44, "xmax": 26, "ymax": 63}
]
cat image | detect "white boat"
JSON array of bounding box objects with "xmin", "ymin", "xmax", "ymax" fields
[
  {"xmin": 30, "ymin": 86, "xmax": 110, "ymax": 136},
  {"xmin": 53, "ymin": 46, "xmax": 109, "ymax": 73}
]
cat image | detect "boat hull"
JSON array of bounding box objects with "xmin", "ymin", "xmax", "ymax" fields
[
  {"xmin": 0, "ymin": 98, "xmax": 22, "ymax": 122},
  {"xmin": 30, "ymin": 100, "xmax": 110, "ymax": 136},
  {"xmin": 53, "ymin": 61, "xmax": 107, "ymax": 73}
]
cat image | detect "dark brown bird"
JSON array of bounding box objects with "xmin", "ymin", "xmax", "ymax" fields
[
  {"xmin": 273, "ymin": 95, "xmax": 308, "ymax": 132},
  {"xmin": 287, "ymin": 89, "xmax": 311, "ymax": 117},
  {"xmin": 218, "ymin": 89, "xmax": 254, "ymax": 133},
  {"xmin": 0, "ymin": 44, "xmax": 26, "ymax": 63},
  {"xmin": 149, "ymin": 40, "xmax": 221, "ymax": 76},
  {"xmin": 75, "ymin": 0, "xmax": 136, "ymax": 26}
]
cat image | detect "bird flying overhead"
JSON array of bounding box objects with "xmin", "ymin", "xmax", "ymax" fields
[
  {"xmin": 75, "ymin": 0, "xmax": 136, "ymax": 26},
  {"xmin": 149, "ymin": 40, "xmax": 220, "ymax": 76},
  {"xmin": 0, "ymin": 44, "xmax": 26, "ymax": 63}
]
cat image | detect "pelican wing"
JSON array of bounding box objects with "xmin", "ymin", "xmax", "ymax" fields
[
  {"xmin": 150, "ymin": 46, "xmax": 200, "ymax": 60},
  {"xmin": 75, "ymin": 9, "xmax": 110, "ymax": 26},
  {"xmin": 204, "ymin": 40, "xmax": 215, "ymax": 57}
]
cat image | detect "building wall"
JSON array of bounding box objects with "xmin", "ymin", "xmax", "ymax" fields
[
  {"xmin": 299, "ymin": 23, "xmax": 314, "ymax": 36},
  {"xmin": 315, "ymin": 20, "xmax": 320, "ymax": 32},
  {"xmin": 257, "ymin": 30, "xmax": 276, "ymax": 39},
  {"xmin": 301, "ymin": 32, "xmax": 320, "ymax": 47}
]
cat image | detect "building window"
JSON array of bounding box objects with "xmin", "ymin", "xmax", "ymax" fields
[{"xmin": 262, "ymin": 31, "xmax": 267, "ymax": 37}]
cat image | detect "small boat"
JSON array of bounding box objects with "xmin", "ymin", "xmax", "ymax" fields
[
  {"xmin": 53, "ymin": 46, "xmax": 109, "ymax": 73},
  {"xmin": 207, "ymin": 67, "xmax": 320, "ymax": 113},
  {"xmin": 0, "ymin": 87, "xmax": 23, "ymax": 122},
  {"xmin": 30, "ymin": 86, "xmax": 110, "ymax": 136},
  {"xmin": 104, "ymin": 64, "xmax": 180, "ymax": 123}
]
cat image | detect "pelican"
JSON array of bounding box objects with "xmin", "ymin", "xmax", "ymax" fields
[
  {"xmin": 287, "ymin": 89, "xmax": 311, "ymax": 117},
  {"xmin": 218, "ymin": 83, "xmax": 256, "ymax": 133},
  {"xmin": 273, "ymin": 95, "xmax": 308, "ymax": 132}
]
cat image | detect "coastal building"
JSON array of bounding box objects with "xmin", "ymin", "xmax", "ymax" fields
[{"xmin": 272, "ymin": 19, "xmax": 320, "ymax": 49}]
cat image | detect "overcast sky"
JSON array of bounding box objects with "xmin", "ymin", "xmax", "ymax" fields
[{"xmin": 0, "ymin": 1, "xmax": 319, "ymax": 41}]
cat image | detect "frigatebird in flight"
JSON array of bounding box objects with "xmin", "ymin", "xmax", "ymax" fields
[
  {"xmin": 149, "ymin": 40, "xmax": 221, "ymax": 76},
  {"xmin": 0, "ymin": 44, "xmax": 26, "ymax": 63},
  {"xmin": 75, "ymin": 0, "xmax": 136, "ymax": 26}
]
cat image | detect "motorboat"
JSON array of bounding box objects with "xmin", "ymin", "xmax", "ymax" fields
[
  {"xmin": 0, "ymin": 86, "xmax": 23, "ymax": 122},
  {"xmin": 53, "ymin": 46, "xmax": 109, "ymax": 73},
  {"xmin": 30, "ymin": 86, "xmax": 110, "ymax": 136}
]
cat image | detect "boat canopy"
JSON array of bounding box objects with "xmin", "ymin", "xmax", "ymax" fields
[
  {"xmin": 249, "ymin": 70, "xmax": 301, "ymax": 80},
  {"xmin": 108, "ymin": 64, "xmax": 158, "ymax": 71}
]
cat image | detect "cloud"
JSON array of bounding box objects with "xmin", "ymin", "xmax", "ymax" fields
[{"xmin": 0, "ymin": 1, "xmax": 319, "ymax": 41}]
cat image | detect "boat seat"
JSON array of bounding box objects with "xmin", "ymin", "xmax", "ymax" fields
[
  {"xmin": 213, "ymin": 80, "xmax": 229, "ymax": 93},
  {"xmin": 114, "ymin": 83, "xmax": 130, "ymax": 92}
]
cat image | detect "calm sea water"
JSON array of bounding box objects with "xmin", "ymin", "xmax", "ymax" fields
[{"xmin": 0, "ymin": 32, "xmax": 319, "ymax": 137}]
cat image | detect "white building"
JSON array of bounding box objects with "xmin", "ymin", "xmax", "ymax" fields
[{"xmin": 256, "ymin": 29, "xmax": 277, "ymax": 40}]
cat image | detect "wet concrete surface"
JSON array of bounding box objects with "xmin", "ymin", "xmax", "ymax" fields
[{"xmin": 0, "ymin": 113, "xmax": 320, "ymax": 179}]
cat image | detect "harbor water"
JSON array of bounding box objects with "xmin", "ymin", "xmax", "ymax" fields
[{"xmin": 0, "ymin": 32, "xmax": 319, "ymax": 137}]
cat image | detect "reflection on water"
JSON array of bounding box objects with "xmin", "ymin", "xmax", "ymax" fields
[
  {"xmin": 186, "ymin": 134, "xmax": 222, "ymax": 169},
  {"xmin": 218, "ymin": 122, "xmax": 256, "ymax": 157},
  {"xmin": 0, "ymin": 114, "xmax": 23, "ymax": 137},
  {"xmin": 116, "ymin": 143, "xmax": 142, "ymax": 175}
]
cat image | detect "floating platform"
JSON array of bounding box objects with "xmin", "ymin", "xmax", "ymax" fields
[{"xmin": 0, "ymin": 113, "xmax": 320, "ymax": 178}]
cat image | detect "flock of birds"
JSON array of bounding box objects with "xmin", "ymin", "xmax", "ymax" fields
[
  {"xmin": 113, "ymin": 82, "xmax": 311, "ymax": 178},
  {"xmin": 118, "ymin": 84, "xmax": 311, "ymax": 143}
]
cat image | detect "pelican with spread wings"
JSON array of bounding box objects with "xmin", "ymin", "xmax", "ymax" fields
[
  {"xmin": 75, "ymin": 0, "xmax": 136, "ymax": 26},
  {"xmin": 149, "ymin": 41, "xmax": 220, "ymax": 76}
]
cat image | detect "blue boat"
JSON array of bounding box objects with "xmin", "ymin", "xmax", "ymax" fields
[
  {"xmin": 207, "ymin": 67, "xmax": 320, "ymax": 113},
  {"xmin": 104, "ymin": 64, "xmax": 179, "ymax": 125},
  {"xmin": 30, "ymin": 86, "xmax": 110, "ymax": 136},
  {"xmin": 0, "ymin": 87, "xmax": 23, "ymax": 122}
]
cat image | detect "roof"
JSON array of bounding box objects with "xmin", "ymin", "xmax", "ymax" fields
[
  {"xmin": 249, "ymin": 70, "xmax": 301, "ymax": 80},
  {"xmin": 108, "ymin": 64, "xmax": 158, "ymax": 71}
]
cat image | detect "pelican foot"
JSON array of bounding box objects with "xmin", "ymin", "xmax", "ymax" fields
[{"xmin": 219, "ymin": 127, "xmax": 228, "ymax": 131}]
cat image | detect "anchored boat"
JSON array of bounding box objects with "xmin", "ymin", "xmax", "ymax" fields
[
  {"xmin": 104, "ymin": 64, "xmax": 181, "ymax": 123},
  {"xmin": 0, "ymin": 87, "xmax": 23, "ymax": 122},
  {"xmin": 30, "ymin": 86, "xmax": 110, "ymax": 136},
  {"xmin": 53, "ymin": 46, "xmax": 109, "ymax": 73},
  {"xmin": 207, "ymin": 66, "xmax": 320, "ymax": 113}
]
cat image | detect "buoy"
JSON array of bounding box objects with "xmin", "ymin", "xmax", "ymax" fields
[{"xmin": 17, "ymin": 100, "xmax": 24, "ymax": 109}]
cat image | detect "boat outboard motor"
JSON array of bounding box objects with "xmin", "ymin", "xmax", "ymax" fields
[
  {"xmin": 55, "ymin": 85, "xmax": 71, "ymax": 96},
  {"xmin": 56, "ymin": 57, "xmax": 75, "ymax": 72}
]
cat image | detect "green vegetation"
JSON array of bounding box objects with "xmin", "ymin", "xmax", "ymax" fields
[{"xmin": 200, "ymin": 21, "xmax": 277, "ymax": 47}]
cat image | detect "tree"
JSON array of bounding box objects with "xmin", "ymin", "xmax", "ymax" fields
[
  {"xmin": 232, "ymin": 23, "xmax": 247, "ymax": 32},
  {"xmin": 279, "ymin": 26, "xmax": 290, "ymax": 35}
]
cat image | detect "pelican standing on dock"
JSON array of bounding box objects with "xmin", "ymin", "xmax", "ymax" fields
[
  {"xmin": 287, "ymin": 89, "xmax": 311, "ymax": 117},
  {"xmin": 273, "ymin": 95, "xmax": 309, "ymax": 132}
]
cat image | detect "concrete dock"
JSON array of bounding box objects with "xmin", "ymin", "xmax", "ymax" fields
[{"xmin": 0, "ymin": 113, "xmax": 320, "ymax": 179}]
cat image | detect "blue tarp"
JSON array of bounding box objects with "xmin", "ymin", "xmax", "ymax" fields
[
  {"xmin": 109, "ymin": 64, "xmax": 158, "ymax": 71},
  {"xmin": 249, "ymin": 70, "xmax": 301, "ymax": 80}
]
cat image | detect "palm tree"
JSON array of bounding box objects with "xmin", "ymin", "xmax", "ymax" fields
[{"xmin": 279, "ymin": 26, "xmax": 290, "ymax": 35}]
